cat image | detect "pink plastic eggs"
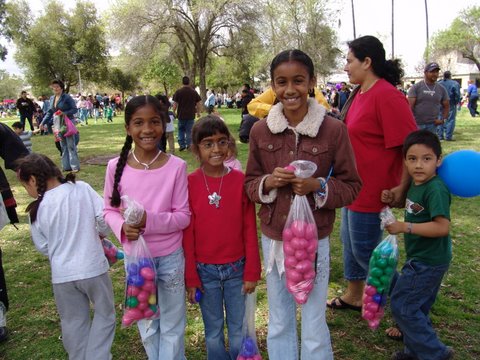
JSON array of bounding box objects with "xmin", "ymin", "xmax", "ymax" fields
[
  {"xmin": 291, "ymin": 220, "xmax": 306, "ymax": 238},
  {"xmin": 142, "ymin": 280, "xmax": 156, "ymax": 293},
  {"xmin": 140, "ymin": 267, "xmax": 155, "ymax": 280},
  {"xmin": 283, "ymin": 243, "xmax": 295, "ymax": 256},
  {"xmin": 286, "ymin": 269, "xmax": 303, "ymax": 283},
  {"xmin": 365, "ymin": 285, "xmax": 377, "ymax": 296},
  {"xmin": 284, "ymin": 256, "xmax": 298, "ymax": 269},
  {"xmin": 304, "ymin": 223, "xmax": 317, "ymax": 240},
  {"xmin": 143, "ymin": 308, "xmax": 155, "ymax": 318},
  {"xmin": 294, "ymin": 249, "xmax": 308, "ymax": 261},
  {"xmin": 282, "ymin": 228, "xmax": 294, "ymax": 242},
  {"xmin": 137, "ymin": 290, "xmax": 150, "ymax": 303},
  {"xmin": 295, "ymin": 260, "xmax": 312, "ymax": 274},
  {"xmin": 126, "ymin": 285, "xmax": 140, "ymax": 297}
]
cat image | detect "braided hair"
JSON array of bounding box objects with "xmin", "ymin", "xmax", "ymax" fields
[
  {"xmin": 109, "ymin": 95, "xmax": 165, "ymax": 207},
  {"xmin": 16, "ymin": 153, "xmax": 75, "ymax": 223}
]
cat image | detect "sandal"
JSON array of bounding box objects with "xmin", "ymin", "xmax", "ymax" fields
[
  {"xmin": 326, "ymin": 296, "xmax": 362, "ymax": 312},
  {"xmin": 386, "ymin": 326, "xmax": 403, "ymax": 341}
]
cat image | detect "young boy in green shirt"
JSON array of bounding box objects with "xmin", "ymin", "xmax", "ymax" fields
[{"xmin": 382, "ymin": 130, "xmax": 453, "ymax": 360}]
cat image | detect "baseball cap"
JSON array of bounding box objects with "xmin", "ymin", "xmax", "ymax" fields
[{"xmin": 425, "ymin": 62, "xmax": 440, "ymax": 72}]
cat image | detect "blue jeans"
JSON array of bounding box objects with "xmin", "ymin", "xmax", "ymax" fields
[
  {"xmin": 341, "ymin": 208, "xmax": 383, "ymax": 280},
  {"xmin": 197, "ymin": 258, "xmax": 245, "ymax": 360},
  {"xmin": 60, "ymin": 135, "xmax": 80, "ymax": 171},
  {"xmin": 135, "ymin": 248, "xmax": 186, "ymax": 360},
  {"xmin": 262, "ymin": 235, "xmax": 333, "ymax": 360},
  {"xmin": 177, "ymin": 119, "xmax": 194, "ymax": 148},
  {"xmin": 437, "ymin": 105, "xmax": 457, "ymax": 140},
  {"xmin": 417, "ymin": 123, "xmax": 438, "ymax": 134},
  {"xmin": 390, "ymin": 260, "xmax": 450, "ymax": 360},
  {"xmin": 468, "ymin": 95, "xmax": 478, "ymax": 117}
]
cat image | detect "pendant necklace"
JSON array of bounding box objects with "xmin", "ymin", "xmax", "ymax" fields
[
  {"xmin": 202, "ymin": 167, "xmax": 226, "ymax": 208},
  {"xmin": 131, "ymin": 149, "xmax": 162, "ymax": 170},
  {"xmin": 424, "ymin": 81, "xmax": 436, "ymax": 96}
]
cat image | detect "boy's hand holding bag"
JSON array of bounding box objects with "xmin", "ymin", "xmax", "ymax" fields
[
  {"xmin": 282, "ymin": 160, "xmax": 318, "ymax": 305},
  {"xmin": 121, "ymin": 195, "xmax": 159, "ymax": 327}
]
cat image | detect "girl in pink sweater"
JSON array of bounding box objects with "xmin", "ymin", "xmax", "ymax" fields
[{"xmin": 103, "ymin": 95, "xmax": 190, "ymax": 360}]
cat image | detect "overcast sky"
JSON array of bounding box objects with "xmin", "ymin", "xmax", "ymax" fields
[{"xmin": 0, "ymin": 0, "xmax": 478, "ymax": 76}]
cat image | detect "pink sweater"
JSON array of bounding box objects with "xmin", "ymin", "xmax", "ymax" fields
[{"xmin": 103, "ymin": 155, "xmax": 191, "ymax": 257}]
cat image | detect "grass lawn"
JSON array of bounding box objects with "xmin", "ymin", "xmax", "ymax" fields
[{"xmin": 0, "ymin": 108, "xmax": 479, "ymax": 359}]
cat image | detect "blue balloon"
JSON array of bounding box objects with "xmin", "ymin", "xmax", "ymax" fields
[
  {"xmin": 195, "ymin": 289, "xmax": 202, "ymax": 303},
  {"xmin": 437, "ymin": 150, "xmax": 480, "ymax": 197}
]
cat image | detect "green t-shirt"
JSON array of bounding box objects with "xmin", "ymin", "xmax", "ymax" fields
[{"xmin": 404, "ymin": 176, "xmax": 452, "ymax": 265}]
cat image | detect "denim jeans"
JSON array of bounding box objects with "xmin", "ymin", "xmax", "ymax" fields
[
  {"xmin": 417, "ymin": 123, "xmax": 438, "ymax": 134},
  {"xmin": 197, "ymin": 258, "xmax": 246, "ymax": 360},
  {"xmin": 60, "ymin": 135, "xmax": 80, "ymax": 171},
  {"xmin": 467, "ymin": 95, "xmax": 478, "ymax": 117},
  {"xmin": 341, "ymin": 208, "xmax": 383, "ymax": 280},
  {"xmin": 135, "ymin": 248, "xmax": 186, "ymax": 360},
  {"xmin": 261, "ymin": 235, "xmax": 333, "ymax": 360},
  {"xmin": 436, "ymin": 105, "xmax": 457, "ymax": 140},
  {"xmin": 177, "ymin": 119, "xmax": 194, "ymax": 148},
  {"xmin": 390, "ymin": 260, "xmax": 450, "ymax": 360}
]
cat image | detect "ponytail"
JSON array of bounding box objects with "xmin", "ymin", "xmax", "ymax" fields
[
  {"xmin": 110, "ymin": 135, "xmax": 133, "ymax": 207},
  {"xmin": 16, "ymin": 154, "xmax": 74, "ymax": 223}
]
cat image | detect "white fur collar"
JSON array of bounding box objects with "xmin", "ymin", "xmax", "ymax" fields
[{"xmin": 266, "ymin": 98, "xmax": 326, "ymax": 137}]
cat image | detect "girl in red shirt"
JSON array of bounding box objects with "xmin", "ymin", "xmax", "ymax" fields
[{"xmin": 183, "ymin": 115, "xmax": 261, "ymax": 360}]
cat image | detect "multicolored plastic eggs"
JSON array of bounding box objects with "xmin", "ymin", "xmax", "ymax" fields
[
  {"xmin": 102, "ymin": 239, "xmax": 124, "ymax": 266},
  {"xmin": 362, "ymin": 238, "xmax": 398, "ymax": 330},
  {"xmin": 122, "ymin": 257, "xmax": 159, "ymax": 327}
]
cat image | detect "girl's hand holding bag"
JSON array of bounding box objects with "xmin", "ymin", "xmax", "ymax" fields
[{"xmin": 120, "ymin": 195, "xmax": 159, "ymax": 327}]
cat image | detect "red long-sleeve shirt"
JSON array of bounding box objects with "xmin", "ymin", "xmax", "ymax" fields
[{"xmin": 183, "ymin": 168, "xmax": 261, "ymax": 288}]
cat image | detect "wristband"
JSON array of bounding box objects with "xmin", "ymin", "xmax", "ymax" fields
[{"xmin": 407, "ymin": 222, "xmax": 413, "ymax": 234}]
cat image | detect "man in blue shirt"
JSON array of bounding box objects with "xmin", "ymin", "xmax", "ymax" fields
[{"xmin": 467, "ymin": 79, "xmax": 479, "ymax": 117}]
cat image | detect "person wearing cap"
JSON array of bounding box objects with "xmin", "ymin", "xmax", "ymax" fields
[
  {"xmin": 407, "ymin": 62, "xmax": 449, "ymax": 134},
  {"xmin": 437, "ymin": 71, "xmax": 461, "ymax": 140}
]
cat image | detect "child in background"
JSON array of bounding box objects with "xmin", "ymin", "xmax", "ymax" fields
[
  {"xmin": 381, "ymin": 130, "xmax": 454, "ymax": 360},
  {"xmin": 16, "ymin": 153, "xmax": 115, "ymax": 359},
  {"xmin": 12, "ymin": 121, "xmax": 40, "ymax": 153},
  {"xmin": 245, "ymin": 49, "xmax": 362, "ymax": 360},
  {"xmin": 184, "ymin": 115, "xmax": 261, "ymax": 360},
  {"xmin": 105, "ymin": 105, "xmax": 114, "ymax": 123},
  {"xmin": 103, "ymin": 95, "xmax": 190, "ymax": 360},
  {"xmin": 224, "ymin": 135, "xmax": 242, "ymax": 171},
  {"xmin": 156, "ymin": 94, "xmax": 175, "ymax": 154}
]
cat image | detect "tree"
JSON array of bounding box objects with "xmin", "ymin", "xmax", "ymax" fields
[
  {"xmin": 143, "ymin": 53, "xmax": 182, "ymax": 97},
  {"xmin": 0, "ymin": 0, "xmax": 8, "ymax": 60},
  {"xmin": 259, "ymin": 0, "xmax": 339, "ymax": 78},
  {"xmin": 0, "ymin": 70, "xmax": 24, "ymax": 99},
  {"xmin": 6, "ymin": 0, "xmax": 109, "ymax": 93},
  {"xmin": 106, "ymin": 67, "xmax": 138, "ymax": 101},
  {"xmin": 429, "ymin": 6, "xmax": 480, "ymax": 71},
  {"xmin": 110, "ymin": 0, "xmax": 259, "ymax": 98}
]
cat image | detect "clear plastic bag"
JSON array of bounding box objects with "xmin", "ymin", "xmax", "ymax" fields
[
  {"xmin": 101, "ymin": 238, "xmax": 124, "ymax": 266},
  {"xmin": 121, "ymin": 195, "xmax": 159, "ymax": 327},
  {"xmin": 362, "ymin": 207, "xmax": 399, "ymax": 329},
  {"xmin": 282, "ymin": 160, "xmax": 318, "ymax": 305},
  {"xmin": 236, "ymin": 291, "xmax": 262, "ymax": 360}
]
